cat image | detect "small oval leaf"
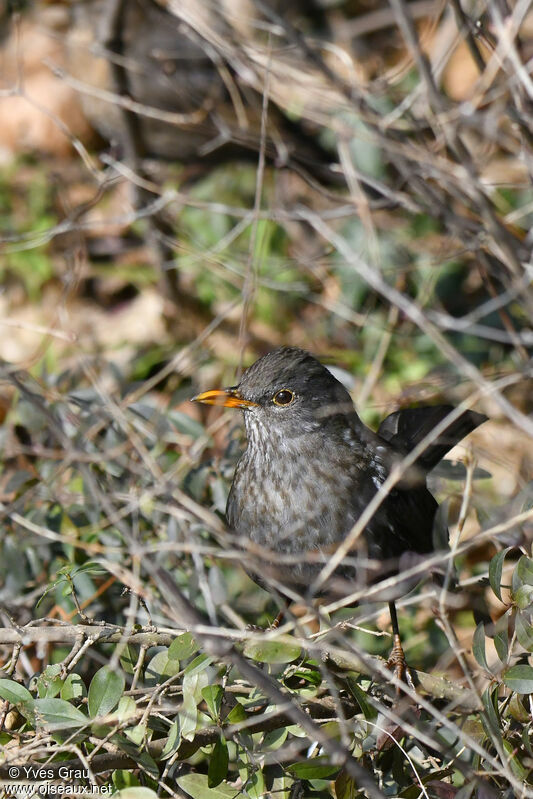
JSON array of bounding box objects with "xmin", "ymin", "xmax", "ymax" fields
[
  {"xmin": 493, "ymin": 623, "xmax": 509, "ymax": 664},
  {"xmin": 503, "ymin": 665, "xmax": 533, "ymax": 694},
  {"xmin": 0, "ymin": 679, "xmax": 33, "ymax": 706},
  {"xmin": 201, "ymin": 684, "xmax": 223, "ymax": 720},
  {"xmin": 34, "ymin": 698, "xmax": 88, "ymax": 730},
  {"xmin": 88, "ymin": 665, "xmax": 125, "ymax": 718},
  {"xmin": 244, "ymin": 636, "xmax": 301, "ymax": 664},
  {"xmin": 161, "ymin": 719, "xmax": 181, "ymax": 759},
  {"xmin": 169, "ymin": 632, "xmax": 198, "ymax": 661},
  {"xmin": 513, "ymin": 584, "xmax": 533, "ymax": 610},
  {"xmin": 516, "ymin": 556, "xmax": 533, "ymax": 586},
  {"xmin": 516, "ymin": 612, "xmax": 533, "ymax": 652},
  {"xmin": 287, "ymin": 758, "xmax": 341, "ymax": 780},
  {"xmin": 177, "ymin": 773, "xmax": 237, "ymax": 799},
  {"xmin": 489, "ymin": 548, "xmax": 512, "ymax": 602},
  {"xmin": 113, "ymin": 789, "xmax": 159, "ymax": 799},
  {"xmin": 144, "ymin": 650, "xmax": 180, "ymax": 687},
  {"xmin": 61, "ymin": 674, "xmax": 86, "ymax": 702},
  {"xmin": 472, "ymin": 622, "xmax": 489, "ymax": 672}
]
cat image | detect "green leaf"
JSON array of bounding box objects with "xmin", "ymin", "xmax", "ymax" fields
[
  {"xmin": 503, "ymin": 665, "xmax": 533, "ymax": 694},
  {"xmin": 0, "ymin": 679, "xmax": 33, "ymax": 706},
  {"xmin": 262, "ymin": 726, "xmax": 288, "ymax": 751},
  {"xmin": 112, "ymin": 771, "xmax": 141, "ymax": 790},
  {"xmin": 489, "ymin": 548, "xmax": 512, "ymax": 602},
  {"xmin": 502, "ymin": 738, "xmax": 529, "ymax": 780},
  {"xmin": 335, "ymin": 770, "xmax": 357, "ymax": 799},
  {"xmin": 168, "ymin": 632, "xmax": 198, "ymax": 661},
  {"xmin": 472, "ymin": 622, "xmax": 489, "ymax": 672},
  {"xmin": 144, "ymin": 650, "xmax": 180, "ymax": 687},
  {"xmin": 244, "ymin": 635, "xmax": 302, "ymax": 664},
  {"xmin": 225, "ymin": 703, "xmax": 247, "ymax": 724},
  {"xmin": 522, "ymin": 723, "xmax": 533, "ymax": 757},
  {"xmin": 513, "ymin": 584, "xmax": 533, "ymax": 610},
  {"xmin": 287, "ymin": 758, "xmax": 341, "ymax": 780},
  {"xmin": 290, "ymin": 666, "xmax": 322, "ymax": 687},
  {"xmin": 516, "ymin": 556, "xmax": 533, "ymax": 586},
  {"xmin": 493, "ymin": 620, "xmax": 509, "ymax": 663},
  {"xmin": 113, "ymin": 789, "xmax": 159, "ymax": 799},
  {"xmin": 117, "ymin": 696, "xmax": 137, "ymax": 723},
  {"xmin": 120, "ymin": 645, "xmax": 140, "ymax": 675},
  {"xmin": 176, "ymin": 773, "xmax": 237, "ymax": 799},
  {"xmin": 161, "ymin": 720, "xmax": 181, "ymax": 759},
  {"xmin": 508, "ymin": 694, "xmax": 530, "ymax": 722},
  {"xmin": 515, "ymin": 611, "xmax": 533, "ymax": 651},
  {"xmin": 125, "ymin": 723, "xmax": 147, "ymax": 746},
  {"xmin": 36, "ymin": 664, "xmax": 63, "ymax": 698},
  {"xmin": 345, "ymin": 675, "xmax": 377, "ymax": 722},
  {"xmin": 242, "ymin": 769, "xmax": 265, "ymax": 799},
  {"xmin": 114, "ymin": 736, "xmax": 160, "ymax": 777},
  {"xmin": 34, "ymin": 698, "xmax": 88, "ymax": 730},
  {"xmin": 201, "ymin": 684, "xmax": 223, "ymax": 720},
  {"xmin": 88, "ymin": 665, "xmax": 125, "ymax": 718},
  {"xmin": 184, "ymin": 654, "xmax": 213, "ymax": 677},
  {"xmin": 61, "ymin": 674, "xmax": 86, "ymax": 702},
  {"xmin": 481, "ymin": 688, "xmax": 501, "ymax": 741},
  {"xmin": 208, "ymin": 735, "xmax": 229, "ymax": 788},
  {"xmin": 180, "ymin": 659, "xmax": 210, "ymax": 741}
]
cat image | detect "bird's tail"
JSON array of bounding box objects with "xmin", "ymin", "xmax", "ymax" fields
[{"xmin": 377, "ymin": 405, "xmax": 487, "ymax": 472}]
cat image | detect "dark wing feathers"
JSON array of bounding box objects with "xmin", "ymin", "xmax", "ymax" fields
[{"xmin": 377, "ymin": 405, "xmax": 487, "ymax": 472}]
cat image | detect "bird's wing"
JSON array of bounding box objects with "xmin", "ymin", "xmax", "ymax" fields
[{"xmin": 377, "ymin": 406, "xmax": 487, "ymax": 471}]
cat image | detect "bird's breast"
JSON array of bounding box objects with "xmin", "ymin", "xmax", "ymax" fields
[{"xmin": 226, "ymin": 435, "xmax": 363, "ymax": 555}]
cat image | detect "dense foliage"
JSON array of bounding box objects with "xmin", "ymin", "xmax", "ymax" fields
[{"xmin": 0, "ymin": 0, "xmax": 532, "ymax": 796}]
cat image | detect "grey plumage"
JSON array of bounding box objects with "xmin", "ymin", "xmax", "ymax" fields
[{"xmin": 221, "ymin": 347, "xmax": 486, "ymax": 598}]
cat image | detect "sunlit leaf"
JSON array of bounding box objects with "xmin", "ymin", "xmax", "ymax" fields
[
  {"xmin": 503, "ymin": 665, "xmax": 533, "ymax": 694},
  {"xmin": 177, "ymin": 773, "xmax": 236, "ymax": 799},
  {"xmin": 169, "ymin": 632, "xmax": 198, "ymax": 661},
  {"xmin": 516, "ymin": 556, "xmax": 533, "ymax": 586},
  {"xmin": 515, "ymin": 611, "xmax": 533, "ymax": 651},
  {"xmin": 144, "ymin": 650, "xmax": 180, "ymax": 687},
  {"xmin": 113, "ymin": 787, "xmax": 159, "ymax": 799},
  {"xmin": 61, "ymin": 674, "xmax": 86, "ymax": 702},
  {"xmin": 201, "ymin": 684, "xmax": 223, "ymax": 720},
  {"xmin": 0, "ymin": 679, "xmax": 33, "ymax": 706},
  {"xmin": 513, "ymin": 584, "xmax": 533, "ymax": 610},
  {"xmin": 161, "ymin": 720, "xmax": 181, "ymax": 759},
  {"xmin": 34, "ymin": 698, "xmax": 88, "ymax": 731},
  {"xmin": 88, "ymin": 665, "xmax": 125, "ymax": 718},
  {"xmin": 244, "ymin": 636, "xmax": 301, "ymax": 664}
]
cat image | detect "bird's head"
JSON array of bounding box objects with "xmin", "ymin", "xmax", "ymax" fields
[{"xmin": 192, "ymin": 347, "xmax": 356, "ymax": 439}]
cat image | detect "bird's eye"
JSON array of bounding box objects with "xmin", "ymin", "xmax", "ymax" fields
[{"xmin": 273, "ymin": 389, "xmax": 295, "ymax": 406}]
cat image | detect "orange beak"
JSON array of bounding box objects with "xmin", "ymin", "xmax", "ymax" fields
[{"xmin": 191, "ymin": 387, "xmax": 258, "ymax": 409}]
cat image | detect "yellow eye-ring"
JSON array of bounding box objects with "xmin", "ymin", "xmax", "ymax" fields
[{"xmin": 273, "ymin": 389, "xmax": 295, "ymax": 406}]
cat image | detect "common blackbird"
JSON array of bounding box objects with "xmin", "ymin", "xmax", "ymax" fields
[{"xmin": 193, "ymin": 347, "xmax": 486, "ymax": 679}]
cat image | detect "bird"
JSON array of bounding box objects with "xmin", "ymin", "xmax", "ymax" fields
[{"xmin": 192, "ymin": 346, "xmax": 487, "ymax": 683}]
